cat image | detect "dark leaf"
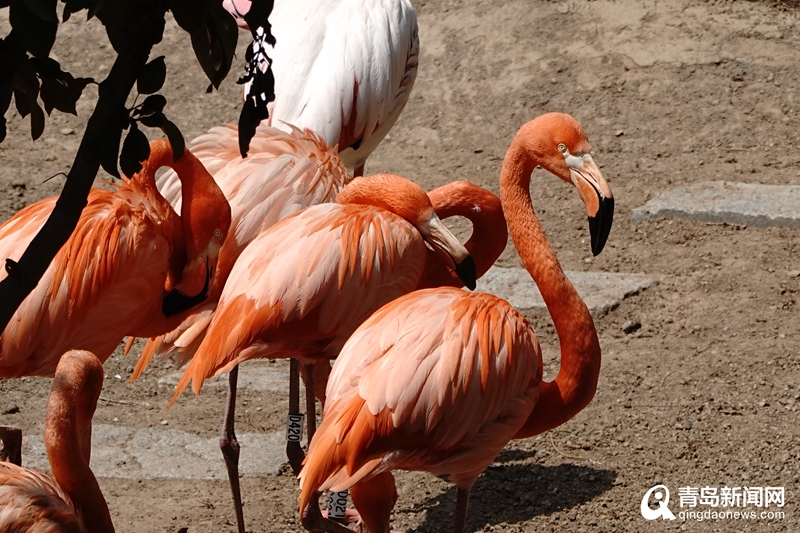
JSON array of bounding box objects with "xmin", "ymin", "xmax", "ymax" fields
[
  {"xmin": 138, "ymin": 110, "xmax": 164, "ymax": 128},
  {"xmin": 0, "ymin": 35, "xmax": 27, "ymax": 144},
  {"xmin": 12, "ymin": 60, "xmax": 40, "ymax": 118},
  {"xmin": 160, "ymin": 118, "xmax": 185, "ymax": 161},
  {"xmin": 171, "ymin": 0, "xmax": 210, "ymax": 33},
  {"xmin": 120, "ymin": 123, "xmax": 151, "ymax": 177},
  {"xmin": 31, "ymin": 57, "xmax": 92, "ymax": 116},
  {"xmin": 61, "ymin": 0, "xmax": 95, "ymax": 22},
  {"xmin": 29, "ymin": 99, "xmax": 45, "ymax": 140},
  {"xmin": 22, "ymin": 0, "xmax": 57, "ymax": 22},
  {"xmin": 137, "ymin": 56, "xmax": 166, "ymax": 95},
  {"xmin": 137, "ymin": 93, "xmax": 167, "ymax": 118},
  {"xmin": 9, "ymin": 2, "xmax": 57, "ymax": 58},
  {"xmin": 190, "ymin": 2, "xmax": 237, "ymax": 89},
  {"xmin": 243, "ymin": 0, "xmax": 274, "ymax": 44}
]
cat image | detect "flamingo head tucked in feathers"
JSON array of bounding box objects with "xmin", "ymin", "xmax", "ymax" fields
[
  {"xmin": 161, "ymin": 147, "xmax": 232, "ymax": 317},
  {"xmin": 337, "ymin": 174, "xmax": 477, "ymax": 290},
  {"xmin": 517, "ymin": 113, "xmax": 615, "ymax": 256}
]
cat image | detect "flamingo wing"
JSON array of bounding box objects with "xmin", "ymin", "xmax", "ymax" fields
[
  {"xmin": 135, "ymin": 127, "xmax": 351, "ymax": 376},
  {"xmin": 267, "ymin": 0, "xmax": 419, "ymax": 168},
  {"xmin": 173, "ymin": 203, "xmax": 426, "ymax": 398},
  {"xmin": 301, "ymin": 288, "xmax": 542, "ymax": 495},
  {"xmin": 0, "ymin": 190, "xmax": 174, "ymax": 377},
  {"xmin": 0, "ymin": 462, "xmax": 83, "ymax": 533}
]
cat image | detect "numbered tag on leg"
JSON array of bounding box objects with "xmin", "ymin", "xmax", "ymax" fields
[
  {"xmin": 327, "ymin": 490, "xmax": 349, "ymax": 520},
  {"xmin": 286, "ymin": 414, "xmax": 305, "ymax": 442}
]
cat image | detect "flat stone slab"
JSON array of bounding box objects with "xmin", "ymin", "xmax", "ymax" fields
[
  {"xmin": 22, "ymin": 424, "xmax": 287, "ymax": 480},
  {"xmin": 159, "ymin": 359, "xmax": 292, "ymax": 395},
  {"xmin": 476, "ymin": 267, "xmax": 660, "ymax": 317},
  {"xmin": 631, "ymin": 181, "xmax": 800, "ymax": 227}
]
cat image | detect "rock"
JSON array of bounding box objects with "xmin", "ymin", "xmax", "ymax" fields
[
  {"xmin": 622, "ymin": 320, "xmax": 642, "ymax": 334},
  {"xmin": 632, "ymin": 181, "xmax": 800, "ymax": 227},
  {"xmin": 476, "ymin": 267, "xmax": 660, "ymax": 317}
]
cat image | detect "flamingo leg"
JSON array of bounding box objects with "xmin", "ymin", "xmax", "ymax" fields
[
  {"xmin": 452, "ymin": 485, "xmax": 472, "ymax": 533},
  {"xmin": 300, "ymin": 491, "xmax": 355, "ymax": 533},
  {"xmin": 287, "ymin": 358, "xmax": 305, "ymax": 475},
  {"xmin": 0, "ymin": 425, "xmax": 22, "ymax": 466},
  {"xmin": 304, "ymin": 362, "xmax": 317, "ymax": 442},
  {"xmin": 219, "ymin": 366, "xmax": 246, "ymax": 533},
  {"xmin": 353, "ymin": 163, "xmax": 365, "ymax": 178}
]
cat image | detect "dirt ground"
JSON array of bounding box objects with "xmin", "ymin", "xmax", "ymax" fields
[{"xmin": 1, "ymin": 0, "xmax": 799, "ymax": 532}]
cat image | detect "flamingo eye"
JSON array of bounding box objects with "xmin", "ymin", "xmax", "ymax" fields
[
  {"xmin": 557, "ymin": 143, "xmax": 567, "ymax": 154},
  {"xmin": 214, "ymin": 229, "xmax": 223, "ymax": 239}
]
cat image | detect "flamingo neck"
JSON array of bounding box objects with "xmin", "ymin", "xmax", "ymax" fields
[
  {"xmin": 500, "ymin": 135, "xmax": 601, "ymax": 438},
  {"xmin": 417, "ymin": 182, "xmax": 507, "ymax": 289},
  {"xmin": 45, "ymin": 377, "xmax": 114, "ymax": 532}
]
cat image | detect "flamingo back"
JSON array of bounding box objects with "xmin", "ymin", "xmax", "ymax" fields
[
  {"xmin": 266, "ymin": 0, "xmax": 419, "ymax": 170},
  {"xmin": 135, "ymin": 127, "xmax": 351, "ymax": 376},
  {"xmin": 0, "ymin": 462, "xmax": 84, "ymax": 533},
  {"xmin": 0, "ymin": 185, "xmax": 176, "ymax": 377},
  {"xmin": 300, "ymin": 287, "xmax": 542, "ymax": 503},
  {"xmin": 172, "ymin": 203, "xmax": 428, "ymax": 399}
]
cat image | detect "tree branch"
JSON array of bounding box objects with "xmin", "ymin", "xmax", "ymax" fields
[{"xmin": 0, "ymin": 2, "xmax": 168, "ymax": 331}]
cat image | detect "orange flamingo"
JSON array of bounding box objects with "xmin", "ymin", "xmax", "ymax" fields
[
  {"xmin": 0, "ymin": 350, "xmax": 113, "ymax": 532},
  {"xmin": 168, "ymin": 173, "xmax": 477, "ymax": 531},
  {"xmin": 307, "ymin": 180, "xmax": 508, "ymax": 407},
  {"xmin": 298, "ymin": 112, "xmax": 614, "ymax": 533},
  {"xmin": 0, "ymin": 140, "xmax": 231, "ymax": 378},
  {"xmin": 133, "ymin": 126, "xmax": 351, "ymax": 373}
]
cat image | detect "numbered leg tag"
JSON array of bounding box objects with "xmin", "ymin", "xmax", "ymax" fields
[
  {"xmin": 286, "ymin": 414, "xmax": 305, "ymax": 442},
  {"xmin": 327, "ymin": 490, "xmax": 349, "ymax": 520}
]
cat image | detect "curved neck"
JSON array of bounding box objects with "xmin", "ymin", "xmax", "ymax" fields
[
  {"xmin": 501, "ymin": 134, "xmax": 601, "ymax": 438},
  {"xmin": 45, "ymin": 365, "xmax": 114, "ymax": 533},
  {"xmin": 416, "ymin": 182, "xmax": 507, "ymax": 289}
]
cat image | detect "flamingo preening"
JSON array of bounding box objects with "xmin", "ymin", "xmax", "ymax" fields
[
  {"xmin": 0, "ymin": 350, "xmax": 113, "ymax": 533},
  {"xmin": 0, "ymin": 139, "xmax": 231, "ymax": 378},
  {"xmin": 298, "ymin": 113, "xmax": 615, "ymax": 533}
]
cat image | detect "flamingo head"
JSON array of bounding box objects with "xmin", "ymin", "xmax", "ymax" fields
[
  {"xmin": 163, "ymin": 167, "xmax": 232, "ymax": 317},
  {"xmin": 338, "ymin": 174, "xmax": 477, "ymax": 290},
  {"xmin": 523, "ymin": 113, "xmax": 615, "ymax": 256}
]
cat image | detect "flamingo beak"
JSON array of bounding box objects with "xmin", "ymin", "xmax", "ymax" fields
[
  {"xmin": 568, "ymin": 154, "xmax": 614, "ymax": 256},
  {"xmin": 162, "ymin": 257, "xmax": 214, "ymax": 317},
  {"xmin": 423, "ymin": 215, "xmax": 477, "ymax": 290}
]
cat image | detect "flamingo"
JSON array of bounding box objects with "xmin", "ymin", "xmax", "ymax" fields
[
  {"xmin": 0, "ymin": 350, "xmax": 113, "ymax": 533},
  {"xmin": 0, "ymin": 139, "xmax": 231, "ymax": 378},
  {"xmin": 298, "ymin": 112, "xmax": 615, "ymax": 533},
  {"xmin": 168, "ymin": 173, "xmax": 477, "ymax": 532},
  {"xmin": 306, "ymin": 179, "xmax": 509, "ymax": 408},
  {"xmin": 222, "ymin": 0, "xmax": 419, "ymax": 176}
]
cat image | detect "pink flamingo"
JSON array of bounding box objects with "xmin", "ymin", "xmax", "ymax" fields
[
  {"xmin": 0, "ymin": 139, "xmax": 231, "ymax": 378},
  {"xmin": 298, "ymin": 113, "xmax": 614, "ymax": 533}
]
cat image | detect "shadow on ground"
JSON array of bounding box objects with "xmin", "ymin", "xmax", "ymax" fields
[{"xmin": 402, "ymin": 462, "xmax": 617, "ymax": 532}]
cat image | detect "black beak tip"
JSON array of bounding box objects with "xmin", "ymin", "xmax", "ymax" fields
[
  {"xmin": 456, "ymin": 255, "xmax": 477, "ymax": 291},
  {"xmin": 588, "ymin": 196, "xmax": 615, "ymax": 256},
  {"xmin": 162, "ymin": 262, "xmax": 213, "ymax": 317}
]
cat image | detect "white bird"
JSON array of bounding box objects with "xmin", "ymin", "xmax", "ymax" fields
[{"xmin": 225, "ymin": 0, "xmax": 419, "ymax": 176}]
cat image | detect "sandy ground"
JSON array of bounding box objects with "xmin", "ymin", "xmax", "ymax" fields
[{"xmin": 1, "ymin": 0, "xmax": 799, "ymax": 532}]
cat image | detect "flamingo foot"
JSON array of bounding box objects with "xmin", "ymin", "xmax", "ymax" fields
[
  {"xmin": 301, "ymin": 492, "xmax": 355, "ymax": 533},
  {"xmin": 286, "ymin": 439, "xmax": 306, "ymax": 476}
]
